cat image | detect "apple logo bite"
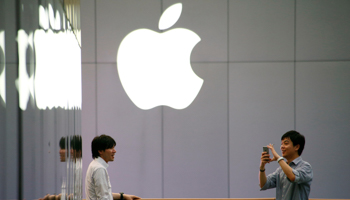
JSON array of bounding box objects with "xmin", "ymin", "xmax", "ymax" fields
[{"xmin": 117, "ymin": 3, "xmax": 203, "ymax": 110}]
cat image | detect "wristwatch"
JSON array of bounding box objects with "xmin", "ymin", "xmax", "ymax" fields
[
  {"xmin": 277, "ymin": 157, "xmax": 285, "ymax": 163},
  {"xmin": 120, "ymin": 192, "xmax": 124, "ymax": 200}
]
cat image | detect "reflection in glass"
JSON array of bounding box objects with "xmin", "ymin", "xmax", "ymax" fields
[
  {"xmin": 0, "ymin": 29, "xmax": 5, "ymax": 200},
  {"xmin": 17, "ymin": 4, "xmax": 81, "ymax": 111},
  {"xmin": 60, "ymin": 137, "xmax": 68, "ymax": 162},
  {"xmin": 0, "ymin": 30, "xmax": 5, "ymax": 106},
  {"xmin": 40, "ymin": 135, "xmax": 82, "ymax": 200},
  {"xmin": 63, "ymin": 0, "xmax": 81, "ymax": 46},
  {"xmin": 0, "ymin": 0, "xmax": 82, "ymax": 199},
  {"xmin": 70, "ymin": 135, "xmax": 82, "ymax": 200}
]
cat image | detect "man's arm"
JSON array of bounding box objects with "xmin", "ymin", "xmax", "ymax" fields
[
  {"xmin": 278, "ymin": 159, "xmax": 296, "ymax": 182},
  {"xmin": 259, "ymin": 151, "xmax": 270, "ymax": 188},
  {"xmin": 112, "ymin": 193, "xmax": 121, "ymax": 200},
  {"xmin": 267, "ymin": 144, "xmax": 295, "ymax": 182},
  {"xmin": 37, "ymin": 193, "xmax": 61, "ymax": 200},
  {"xmin": 291, "ymin": 161, "xmax": 313, "ymax": 184},
  {"xmin": 113, "ymin": 193, "xmax": 141, "ymax": 200}
]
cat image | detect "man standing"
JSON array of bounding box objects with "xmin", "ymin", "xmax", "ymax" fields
[
  {"xmin": 259, "ymin": 130, "xmax": 313, "ymax": 200},
  {"xmin": 85, "ymin": 134, "xmax": 141, "ymax": 200}
]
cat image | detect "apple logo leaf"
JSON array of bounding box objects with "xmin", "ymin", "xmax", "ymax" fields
[{"xmin": 158, "ymin": 3, "xmax": 182, "ymax": 30}]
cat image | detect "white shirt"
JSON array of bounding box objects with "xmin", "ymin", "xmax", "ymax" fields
[{"xmin": 85, "ymin": 157, "xmax": 113, "ymax": 200}]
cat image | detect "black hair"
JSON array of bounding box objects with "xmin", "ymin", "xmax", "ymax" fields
[
  {"xmin": 71, "ymin": 135, "xmax": 82, "ymax": 157},
  {"xmin": 281, "ymin": 130, "xmax": 305, "ymax": 156},
  {"xmin": 91, "ymin": 134, "xmax": 116, "ymax": 159},
  {"xmin": 59, "ymin": 137, "xmax": 67, "ymax": 149},
  {"xmin": 71, "ymin": 135, "xmax": 82, "ymax": 151}
]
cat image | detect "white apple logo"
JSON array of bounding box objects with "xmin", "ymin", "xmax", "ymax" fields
[{"xmin": 117, "ymin": 3, "xmax": 203, "ymax": 110}]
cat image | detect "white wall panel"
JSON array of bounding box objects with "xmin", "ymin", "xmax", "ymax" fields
[
  {"xmin": 229, "ymin": 62, "xmax": 295, "ymax": 198},
  {"xmin": 96, "ymin": 64, "xmax": 163, "ymax": 197},
  {"xmin": 163, "ymin": 63, "xmax": 228, "ymax": 198},
  {"xmin": 296, "ymin": 62, "xmax": 350, "ymax": 198},
  {"xmin": 96, "ymin": 0, "xmax": 161, "ymax": 63},
  {"xmin": 296, "ymin": 0, "xmax": 350, "ymax": 61},
  {"xmin": 229, "ymin": 0, "xmax": 295, "ymax": 62},
  {"xmin": 82, "ymin": 64, "xmax": 98, "ymax": 198},
  {"xmin": 81, "ymin": 0, "xmax": 96, "ymax": 63}
]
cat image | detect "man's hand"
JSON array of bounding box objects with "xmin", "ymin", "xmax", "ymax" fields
[
  {"xmin": 37, "ymin": 194, "xmax": 50, "ymax": 200},
  {"xmin": 260, "ymin": 151, "xmax": 270, "ymax": 165},
  {"xmin": 259, "ymin": 149, "xmax": 270, "ymax": 189},
  {"xmin": 267, "ymin": 143, "xmax": 280, "ymax": 162},
  {"xmin": 124, "ymin": 194, "xmax": 141, "ymax": 200}
]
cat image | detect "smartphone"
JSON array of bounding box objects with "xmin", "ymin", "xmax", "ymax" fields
[{"xmin": 263, "ymin": 146, "xmax": 269, "ymax": 155}]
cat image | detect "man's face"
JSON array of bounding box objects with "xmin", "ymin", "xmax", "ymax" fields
[
  {"xmin": 59, "ymin": 148, "xmax": 66, "ymax": 162},
  {"xmin": 99, "ymin": 146, "xmax": 116, "ymax": 163},
  {"xmin": 280, "ymin": 137, "xmax": 299, "ymax": 158}
]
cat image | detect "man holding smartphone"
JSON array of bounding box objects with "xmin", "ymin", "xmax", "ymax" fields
[{"xmin": 259, "ymin": 130, "xmax": 313, "ymax": 200}]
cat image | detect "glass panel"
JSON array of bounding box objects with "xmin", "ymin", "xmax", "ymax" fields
[
  {"xmin": 0, "ymin": 0, "xmax": 6, "ymax": 198},
  {"xmin": 0, "ymin": 0, "xmax": 81, "ymax": 199}
]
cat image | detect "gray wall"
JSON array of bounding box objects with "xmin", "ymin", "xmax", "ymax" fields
[{"xmin": 81, "ymin": 0, "xmax": 350, "ymax": 199}]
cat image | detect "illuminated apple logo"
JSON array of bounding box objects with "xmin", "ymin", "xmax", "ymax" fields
[{"xmin": 117, "ymin": 3, "xmax": 203, "ymax": 110}]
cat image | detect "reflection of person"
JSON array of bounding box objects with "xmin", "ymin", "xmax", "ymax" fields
[
  {"xmin": 58, "ymin": 135, "xmax": 82, "ymax": 162},
  {"xmin": 59, "ymin": 137, "xmax": 68, "ymax": 162},
  {"xmin": 259, "ymin": 130, "xmax": 313, "ymax": 200},
  {"xmin": 39, "ymin": 135, "xmax": 83, "ymax": 200},
  {"xmin": 38, "ymin": 137, "xmax": 67, "ymax": 200},
  {"xmin": 85, "ymin": 134, "xmax": 141, "ymax": 200},
  {"xmin": 71, "ymin": 135, "xmax": 82, "ymax": 159},
  {"xmin": 70, "ymin": 135, "xmax": 82, "ymax": 200}
]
